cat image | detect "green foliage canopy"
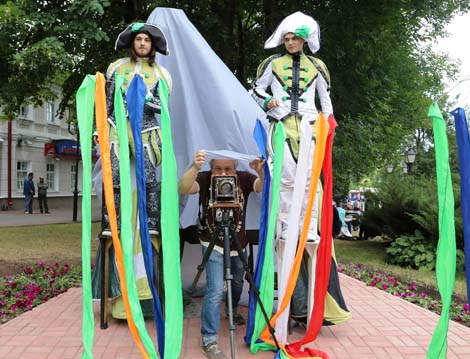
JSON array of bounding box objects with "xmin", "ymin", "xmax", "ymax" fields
[{"xmin": 1, "ymin": 0, "xmax": 469, "ymax": 189}]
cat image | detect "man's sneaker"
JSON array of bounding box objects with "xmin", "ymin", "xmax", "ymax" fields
[{"xmin": 202, "ymin": 342, "xmax": 227, "ymax": 359}]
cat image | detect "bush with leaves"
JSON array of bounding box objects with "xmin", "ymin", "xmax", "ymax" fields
[
  {"xmin": 370, "ymin": 174, "xmax": 462, "ymax": 242},
  {"xmin": 386, "ymin": 230, "xmax": 436, "ymax": 270}
]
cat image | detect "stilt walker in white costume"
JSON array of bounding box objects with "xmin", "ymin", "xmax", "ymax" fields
[{"xmin": 252, "ymin": 11, "xmax": 351, "ymax": 342}]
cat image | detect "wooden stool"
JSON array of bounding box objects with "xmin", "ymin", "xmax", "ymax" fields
[{"xmin": 98, "ymin": 234, "xmax": 161, "ymax": 329}]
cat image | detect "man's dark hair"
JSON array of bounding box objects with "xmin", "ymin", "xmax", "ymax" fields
[
  {"xmin": 28, "ymin": 172, "xmax": 33, "ymax": 178},
  {"xmin": 130, "ymin": 45, "xmax": 156, "ymax": 66}
]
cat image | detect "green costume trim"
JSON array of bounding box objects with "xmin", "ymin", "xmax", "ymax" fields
[
  {"xmin": 132, "ymin": 23, "xmax": 145, "ymax": 32},
  {"xmin": 263, "ymin": 96, "xmax": 273, "ymax": 110},
  {"xmin": 271, "ymin": 54, "xmax": 319, "ymax": 94}
]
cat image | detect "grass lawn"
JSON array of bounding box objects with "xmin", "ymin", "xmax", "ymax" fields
[
  {"xmin": 0, "ymin": 223, "xmax": 466, "ymax": 301},
  {"xmin": 0, "ymin": 222, "xmax": 101, "ymax": 276}
]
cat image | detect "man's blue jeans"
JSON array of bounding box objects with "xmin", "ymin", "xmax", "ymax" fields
[
  {"xmin": 201, "ymin": 246, "xmax": 244, "ymax": 346},
  {"xmin": 24, "ymin": 194, "xmax": 33, "ymax": 213}
]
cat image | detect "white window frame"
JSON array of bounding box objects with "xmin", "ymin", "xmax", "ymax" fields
[
  {"xmin": 46, "ymin": 102, "xmax": 57, "ymax": 124},
  {"xmin": 16, "ymin": 161, "xmax": 29, "ymax": 191},
  {"xmin": 46, "ymin": 162, "xmax": 58, "ymax": 191}
]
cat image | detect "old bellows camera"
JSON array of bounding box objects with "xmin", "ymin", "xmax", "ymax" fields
[
  {"xmin": 211, "ymin": 175, "xmax": 238, "ymax": 203},
  {"xmin": 209, "ymin": 175, "xmax": 242, "ymax": 225}
]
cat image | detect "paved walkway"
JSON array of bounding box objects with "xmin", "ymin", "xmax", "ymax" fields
[
  {"xmin": 1, "ymin": 274, "xmax": 470, "ymax": 359},
  {"xmin": 0, "ymin": 198, "xmax": 101, "ymax": 226}
]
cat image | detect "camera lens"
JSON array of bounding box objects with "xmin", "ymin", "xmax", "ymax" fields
[{"xmin": 219, "ymin": 181, "xmax": 233, "ymax": 195}]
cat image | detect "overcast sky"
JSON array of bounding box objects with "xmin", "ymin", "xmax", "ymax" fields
[{"xmin": 434, "ymin": 12, "xmax": 470, "ymax": 106}]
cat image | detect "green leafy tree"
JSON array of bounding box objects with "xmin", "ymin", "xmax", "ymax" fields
[{"xmin": 1, "ymin": 0, "xmax": 469, "ymax": 191}]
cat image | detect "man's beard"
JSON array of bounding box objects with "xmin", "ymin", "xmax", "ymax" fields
[{"xmin": 136, "ymin": 48, "xmax": 151, "ymax": 57}]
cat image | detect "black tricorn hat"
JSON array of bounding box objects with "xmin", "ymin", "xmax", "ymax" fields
[{"xmin": 115, "ymin": 22, "xmax": 169, "ymax": 55}]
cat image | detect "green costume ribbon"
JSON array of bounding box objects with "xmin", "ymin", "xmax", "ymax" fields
[
  {"xmin": 427, "ymin": 103, "xmax": 456, "ymax": 359},
  {"xmin": 132, "ymin": 23, "xmax": 145, "ymax": 32},
  {"xmin": 295, "ymin": 25, "xmax": 310, "ymax": 40},
  {"xmin": 76, "ymin": 75, "xmax": 96, "ymax": 359},
  {"xmin": 158, "ymin": 78, "xmax": 184, "ymax": 358},
  {"xmin": 114, "ymin": 73, "xmax": 158, "ymax": 358},
  {"xmin": 250, "ymin": 122, "xmax": 286, "ymax": 353}
]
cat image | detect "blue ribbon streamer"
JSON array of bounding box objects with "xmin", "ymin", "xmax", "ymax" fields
[
  {"xmin": 451, "ymin": 107, "xmax": 470, "ymax": 305},
  {"xmin": 126, "ymin": 75, "xmax": 165, "ymax": 356},
  {"xmin": 245, "ymin": 119, "xmax": 271, "ymax": 344}
]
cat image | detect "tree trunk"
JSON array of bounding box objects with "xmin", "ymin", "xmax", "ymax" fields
[{"xmin": 236, "ymin": 13, "xmax": 245, "ymax": 83}]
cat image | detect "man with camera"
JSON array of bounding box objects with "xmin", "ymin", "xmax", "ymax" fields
[{"xmin": 179, "ymin": 150, "xmax": 264, "ymax": 359}]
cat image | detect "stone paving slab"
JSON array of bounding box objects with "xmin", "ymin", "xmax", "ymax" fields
[{"xmin": 1, "ymin": 274, "xmax": 470, "ymax": 358}]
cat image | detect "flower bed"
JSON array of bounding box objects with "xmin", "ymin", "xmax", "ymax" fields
[
  {"xmin": 0, "ymin": 262, "xmax": 81, "ymax": 324},
  {"xmin": 339, "ymin": 262, "xmax": 470, "ymax": 326}
]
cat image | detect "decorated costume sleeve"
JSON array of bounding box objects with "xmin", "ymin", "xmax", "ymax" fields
[{"xmin": 252, "ymin": 56, "xmax": 277, "ymax": 110}]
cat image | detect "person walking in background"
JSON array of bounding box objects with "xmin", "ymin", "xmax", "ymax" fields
[
  {"xmin": 23, "ymin": 172, "xmax": 35, "ymax": 214},
  {"xmin": 37, "ymin": 176, "xmax": 50, "ymax": 214}
]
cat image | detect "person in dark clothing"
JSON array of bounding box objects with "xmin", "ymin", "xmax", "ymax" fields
[
  {"xmin": 23, "ymin": 172, "xmax": 35, "ymax": 214},
  {"xmin": 179, "ymin": 150, "xmax": 264, "ymax": 359},
  {"xmin": 37, "ymin": 176, "xmax": 50, "ymax": 214}
]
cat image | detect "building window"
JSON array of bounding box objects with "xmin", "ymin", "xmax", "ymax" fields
[
  {"xmin": 71, "ymin": 164, "xmax": 78, "ymax": 191},
  {"xmin": 47, "ymin": 163, "xmax": 57, "ymax": 191},
  {"xmin": 19, "ymin": 105, "xmax": 29, "ymax": 118},
  {"xmin": 46, "ymin": 103, "xmax": 56, "ymax": 123},
  {"xmin": 16, "ymin": 161, "xmax": 29, "ymax": 191}
]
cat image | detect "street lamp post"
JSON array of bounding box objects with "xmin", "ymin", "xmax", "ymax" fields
[
  {"xmin": 403, "ymin": 148, "xmax": 417, "ymax": 174},
  {"xmin": 68, "ymin": 122, "xmax": 79, "ymax": 222}
]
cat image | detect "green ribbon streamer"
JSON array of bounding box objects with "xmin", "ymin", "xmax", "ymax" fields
[
  {"xmin": 250, "ymin": 122, "xmax": 286, "ymax": 353},
  {"xmin": 76, "ymin": 75, "xmax": 96, "ymax": 359},
  {"xmin": 114, "ymin": 73, "xmax": 158, "ymax": 358},
  {"xmin": 427, "ymin": 103, "xmax": 456, "ymax": 359},
  {"xmin": 158, "ymin": 78, "xmax": 184, "ymax": 358}
]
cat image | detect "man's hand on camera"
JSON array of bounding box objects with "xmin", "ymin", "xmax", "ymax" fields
[{"xmin": 193, "ymin": 150, "xmax": 206, "ymax": 171}]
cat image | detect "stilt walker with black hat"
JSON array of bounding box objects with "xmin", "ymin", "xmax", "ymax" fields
[{"xmin": 83, "ymin": 21, "xmax": 183, "ymax": 358}]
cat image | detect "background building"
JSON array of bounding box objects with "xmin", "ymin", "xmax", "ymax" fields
[{"xmin": 0, "ymin": 96, "xmax": 96, "ymax": 210}]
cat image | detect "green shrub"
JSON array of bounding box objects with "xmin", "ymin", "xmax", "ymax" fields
[
  {"xmin": 386, "ymin": 231, "xmax": 436, "ymax": 271},
  {"xmin": 362, "ymin": 173, "xmax": 463, "ymax": 250}
]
